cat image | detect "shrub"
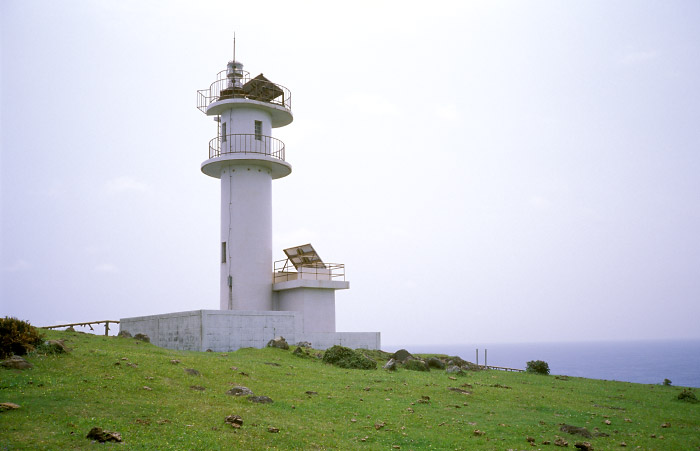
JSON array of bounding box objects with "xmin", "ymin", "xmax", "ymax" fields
[
  {"xmin": 526, "ymin": 360, "xmax": 550, "ymax": 375},
  {"xmin": 663, "ymin": 378, "xmax": 672, "ymax": 386},
  {"xmin": 322, "ymin": 345, "xmax": 376, "ymax": 370},
  {"xmin": 0, "ymin": 317, "xmax": 44, "ymax": 359},
  {"xmin": 403, "ymin": 359, "xmax": 430, "ymax": 372},
  {"xmin": 427, "ymin": 357, "xmax": 446, "ymax": 369},
  {"xmin": 678, "ymin": 389, "xmax": 698, "ymax": 403}
]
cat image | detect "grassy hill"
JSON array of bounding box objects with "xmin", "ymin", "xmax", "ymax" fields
[{"xmin": 1, "ymin": 330, "xmax": 698, "ymax": 450}]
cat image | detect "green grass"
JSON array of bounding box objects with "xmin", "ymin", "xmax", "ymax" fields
[{"xmin": 1, "ymin": 330, "xmax": 699, "ymax": 450}]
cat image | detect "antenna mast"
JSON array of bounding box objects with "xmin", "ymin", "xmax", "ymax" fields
[{"xmin": 233, "ymin": 33, "xmax": 236, "ymax": 63}]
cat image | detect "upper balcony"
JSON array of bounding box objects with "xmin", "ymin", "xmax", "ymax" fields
[
  {"xmin": 201, "ymin": 133, "xmax": 291, "ymax": 180},
  {"xmin": 197, "ymin": 68, "xmax": 292, "ymax": 126}
]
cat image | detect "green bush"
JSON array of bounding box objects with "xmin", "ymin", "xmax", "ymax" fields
[
  {"xmin": 526, "ymin": 360, "xmax": 550, "ymax": 375},
  {"xmin": 0, "ymin": 317, "xmax": 44, "ymax": 359},
  {"xmin": 663, "ymin": 378, "xmax": 672, "ymax": 386},
  {"xmin": 322, "ymin": 345, "xmax": 376, "ymax": 370},
  {"xmin": 678, "ymin": 389, "xmax": 698, "ymax": 403},
  {"xmin": 403, "ymin": 359, "xmax": 430, "ymax": 372}
]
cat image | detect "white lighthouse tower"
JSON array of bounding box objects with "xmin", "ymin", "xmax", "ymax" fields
[
  {"xmin": 119, "ymin": 53, "xmax": 380, "ymax": 352},
  {"xmin": 197, "ymin": 60, "xmax": 292, "ymax": 311}
]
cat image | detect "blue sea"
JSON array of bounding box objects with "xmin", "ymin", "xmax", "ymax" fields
[{"xmin": 387, "ymin": 339, "xmax": 700, "ymax": 388}]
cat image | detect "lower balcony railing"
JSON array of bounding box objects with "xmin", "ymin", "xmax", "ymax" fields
[
  {"xmin": 209, "ymin": 134, "xmax": 285, "ymax": 161},
  {"xmin": 273, "ymin": 260, "xmax": 345, "ymax": 283}
]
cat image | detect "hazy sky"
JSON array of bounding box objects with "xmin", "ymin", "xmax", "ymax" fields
[{"xmin": 2, "ymin": 0, "xmax": 699, "ymax": 346}]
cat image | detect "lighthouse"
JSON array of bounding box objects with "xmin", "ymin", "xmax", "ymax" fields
[
  {"xmin": 119, "ymin": 53, "xmax": 380, "ymax": 352},
  {"xmin": 197, "ymin": 60, "xmax": 292, "ymax": 311}
]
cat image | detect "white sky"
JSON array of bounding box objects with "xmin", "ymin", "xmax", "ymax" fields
[{"xmin": 2, "ymin": 0, "xmax": 700, "ymax": 346}]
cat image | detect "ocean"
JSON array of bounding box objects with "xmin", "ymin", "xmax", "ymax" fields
[{"xmin": 387, "ymin": 339, "xmax": 700, "ymax": 388}]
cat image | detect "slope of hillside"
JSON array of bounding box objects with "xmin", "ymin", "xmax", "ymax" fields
[{"xmin": 1, "ymin": 330, "xmax": 698, "ymax": 449}]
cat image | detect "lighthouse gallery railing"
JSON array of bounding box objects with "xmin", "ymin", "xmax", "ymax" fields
[
  {"xmin": 209, "ymin": 134, "xmax": 286, "ymax": 161},
  {"xmin": 197, "ymin": 69, "xmax": 292, "ymax": 113}
]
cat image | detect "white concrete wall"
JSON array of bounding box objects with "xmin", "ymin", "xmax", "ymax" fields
[
  {"xmin": 274, "ymin": 287, "xmax": 336, "ymax": 333},
  {"xmin": 119, "ymin": 310, "xmax": 380, "ymax": 352},
  {"xmin": 201, "ymin": 310, "xmax": 298, "ymax": 351},
  {"xmin": 119, "ymin": 310, "xmax": 203, "ymax": 351},
  {"xmin": 220, "ymin": 163, "xmax": 273, "ymax": 311}
]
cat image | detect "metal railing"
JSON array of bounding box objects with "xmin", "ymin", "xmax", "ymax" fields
[
  {"xmin": 273, "ymin": 259, "xmax": 346, "ymax": 283},
  {"xmin": 42, "ymin": 320, "xmax": 119, "ymax": 336},
  {"xmin": 209, "ymin": 134, "xmax": 286, "ymax": 161},
  {"xmin": 197, "ymin": 69, "xmax": 292, "ymax": 112}
]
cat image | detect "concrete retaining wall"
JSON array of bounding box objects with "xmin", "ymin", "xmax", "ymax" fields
[{"xmin": 120, "ymin": 309, "xmax": 380, "ymax": 352}]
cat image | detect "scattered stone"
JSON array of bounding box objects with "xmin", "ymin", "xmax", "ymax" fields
[
  {"xmin": 225, "ymin": 414, "xmax": 243, "ymax": 428},
  {"xmin": 127, "ymin": 363, "xmax": 138, "ymax": 368},
  {"xmin": 226, "ymin": 386, "xmax": 253, "ymax": 396},
  {"xmin": 170, "ymin": 359, "xmax": 181, "ymax": 365},
  {"xmin": 266, "ymin": 336, "xmax": 289, "ymax": 350},
  {"xmin": 190, "ymin": 385, "xmax": 205, "ymax": 391},
  {"xmin": 267, "ymin": 426, "xmax": 280, "ymax": 433},
  {"xmin": 624, "ymin": 418, "xmax": 632, "ymax": 422},
  {"xmin": 560, "ymin": 424, "xmax": 592, "ymax": 438},
  {"xmin": 247, "ymin": 395, "xmax": 273, "ymax": 404},
  {"xmin": 448, "ymin": 376, "xmax": 457, "ymax": 380},
  {"xmin": 293, "ymin": 347, "xmax": 309, "ymax": 357},
  {"xmin": 121, "ymin": 357, "xmax": 129, "ymax": 361},
  {"xmin": 134, "ymin": 418, "xmax": 150, "ymax": 425},
  {"xmin": 156, "ymin": 419, "xmax": 170, "ymax": 425},
  {"xmin": 142, "ymin": 386, "xmax": 152, "ymax": 391},
  {"xmin": 296, "ymin": 341, "xmax": 312, "ymax": 348},
  {"xmin": 407, "ymin": 407, "xmax": 414, "ymax": 413},
  {"xmin": 473, "ymin": 429, "xmax": 485, "ymax": 436},
  {"xmin": 447, "ymin": 356, "xmax": 468, "ymax": 367},
  {"xmin": 448, "ymin": 387, "xmax": 472, "ymax": 395},
  {"xmin": 184, "ymin": 368, "xmax": 200, "ymax": 376},
  {"xmin": 144, "ymin": 376, "xmax": 154, "ymax": 380},
  {"xmin": 86, "ymin": 427, "xmax": 122, "ymax": 443},
  {"xmin": 117, "ymin": 330, "xmax": 132, "ymax": 338},
  {"xmin": 383, "ymin": 358, "xmax": 397, "ymax": 371},
  {"xmin": 305, "ymin": 391, "xmax": 318, "ymax": 396},
  {"xmin": 44, "ymin": 339, "xmax": 69, "ymax": 353},
  {"xmin": 0, "ymin": 402, "xmax": 20, "ymax": 412},
  {"xmin": 446, "ymin": 365, "xmax": 464, "ymax": 374},
  {"xmin": 574, "ymin": 441, "xmax": 593, "ymax": 451},
  {"xmin": 660, "ymin": 422, "xmax": 671, "ymax": 428},
  {"xmin": 206, "ymin": 349, "xmax": 213, "ymax": 352},
  {"xmin": 66, "ymin": 326, "xmax": 76, "ymax": 332},
  {"xmin": 526, "ymin": 436, "xmax": 535, "ymax": 443},
  {"xmin": 619, "ymin": 442, "xmax": 627, "ymax": 447},
  {"xmin": 542, "ymin": 440, "xmax": 551, "ymax": 445},
  {"xmin": 603, "ymin": 419, "xmax": 611, "ymax": 425},
  {"xmin": 555, "ymin": 375, "xmax": 570, "ymax": 381},
  {"xmin": 554, "ymin": 437, "xmax": 568, "ymax": 447},
  {"xmin": 133, "ymin": 333, "xmax": 150, "ymax": 343},
  {"xmin": 374, "ymin": 421, "xmax": 386, "ymax": 430},
  {"xmin": 1, "ymin": 356, "xmax": 33, "ymax": 370},
  {"xmin": 391, "ymin": 349, "xmax": 413, "ymax": 363}
]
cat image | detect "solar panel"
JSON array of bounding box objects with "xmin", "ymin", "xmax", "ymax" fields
[{"xmin": 283, "ymin": 243, "xmax": 325, "ymax": 270}]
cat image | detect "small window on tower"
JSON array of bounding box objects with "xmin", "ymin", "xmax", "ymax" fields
[
  {"xmin": 221, "ymin": 122, "xmax": 227, "ymax": 141},
  {"xmin": 221, "ymin": 242, "xmax": 227, "ymax": 263},
  {"xmin": 255, "ymin": 120, "xmax": 262, "ymax": 141}
]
